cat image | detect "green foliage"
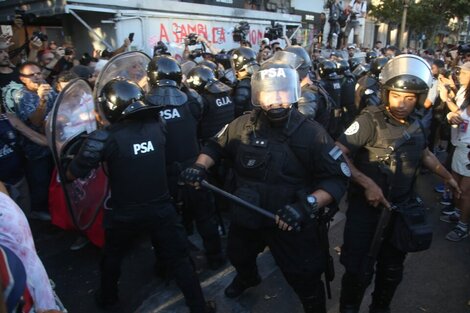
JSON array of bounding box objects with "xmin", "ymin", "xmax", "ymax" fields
[{"xmin": 369, "ymin": 0, "xmax": 470, "ymax": 33}]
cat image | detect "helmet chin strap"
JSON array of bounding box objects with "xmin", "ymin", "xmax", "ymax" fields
[{"xmin": 263, "ymin": 106, "xmax": 292, "ymax": 127}]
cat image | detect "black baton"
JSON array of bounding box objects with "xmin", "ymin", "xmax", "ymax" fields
[{"xmin": 200, "ymin": 180, "xmax": 276, "ymax": 220}]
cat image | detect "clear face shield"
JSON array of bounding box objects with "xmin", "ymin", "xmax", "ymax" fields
[
  {"xmin": 261, "ymin": 51, "xmax": 304, "ymax": 70},
  {"xmin": 251, "ymin": 67, "xmax": 300, "ymax": 108}
]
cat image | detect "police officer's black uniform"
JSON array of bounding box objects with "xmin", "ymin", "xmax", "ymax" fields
[
  {"xmin": 336, "ymin": 55, "xmax": 440, "ymax": 313},
  {"xmin": 354, "ymin": 57, "xmax": 389, "ymax": 117},
  {"xmin": 203, "ymin": 108, "xmax": 347, "ymax": 312},
  {"xmin": 231, "ymin": 47, "xmax": 259, "ymax": 117},
  {"xmin": 182, "ymin": 63, "xmax": 349, "ymax": 313},
  {"xmin": 337, "ymin": 105, "xmax": 426, "ymax": 313},
  {"xmin": 319, "ymin": 59, "xmax": 343, "ymax": 138},
  {"xmin": 186, "ymin": 65, "xmax": 234, "ymax": 142},
  {"xmin": 336, "ymin": 60, "xmax": 357, "ymax": 127},
  {"xmin": 68, "ymin": 78, "xmax": 211, "ymax": 313},
  {"xmin": 146, "ymin": 56, "xmax": 223, "ymax": 267}
]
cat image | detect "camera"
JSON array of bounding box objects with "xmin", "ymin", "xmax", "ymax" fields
[
  {"xmin": 189, "ymin": 48, "xmax": 204, "ymax": 60},
  {"xmin": 64, "ymin": 47, "xmax": 74, "ymax": 56},
  {"xmin": 153, "ymin": 41, "xmax": 170, "ymax": 57},
  {"xmin": 31, "ymin": 31, "xmax": 48, "ymax": 42},
  {"xmin": 264, "ymin": 22, "xmax": 283, "ymax": 41},
  {"xmin": 186, "ymin": 33, "xmax": 198, "ymax": 46},
  {"xmin": 232, "ymin": 21, "xmax": 250, "ymax": 42}
]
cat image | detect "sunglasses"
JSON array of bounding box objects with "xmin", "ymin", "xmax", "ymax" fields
[{"xmin": 20, "ymin": 72, "xmax": 42, "ymax": 78}]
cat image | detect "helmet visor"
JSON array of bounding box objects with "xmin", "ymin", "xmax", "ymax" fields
[
  {"xmin": 262, "ymin": 51, "xmax": 304, "ymax": 69},
  {"xmin": 251, "ymin": 67, "xmax": 300, "ymax": 106}
]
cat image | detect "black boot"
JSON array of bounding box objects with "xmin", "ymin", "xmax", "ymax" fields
[
  {"xmin": 299, "ymin": 281, "xmax": 326, "ymax": 313},
  {"xmin": 339, "ymin": 272, "xmax": 370, "ymax": 313},
  {"xmin": 94, "ymin": 288, "xmax": 119, "ymax": 311},
  {"xmin": 369, "ymin": 265, "xmax": 403, "ymax": 313},
  {"xmin": 224, "ymin": 274, "xmax": 261, "ymax": 298}
]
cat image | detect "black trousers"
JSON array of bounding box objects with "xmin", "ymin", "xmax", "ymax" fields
[
  {"xmin": 168, "ymin": 173, "xmax": 222, "ymax": 260},
  {"xmin": 101, "ymin": 205, "xmax": 207, "ymax": 313},
  {"xmin": 227, "ymin": 223, "xmax": 327, "ymax": 313},
  {"xmin": 339, "ymin": 196, "xmax": 407, "ymax": 312}
]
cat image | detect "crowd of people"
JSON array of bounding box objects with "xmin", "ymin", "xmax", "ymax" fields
[{"xmin": 0, "ymin": 15, "xmax": 469, "ymax": 313}]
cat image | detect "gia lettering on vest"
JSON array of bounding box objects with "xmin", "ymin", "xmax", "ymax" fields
[
  {"xmin": 133, "ymin": 141, "xmax": 155, "ymax": 155},
  {"xmin": 215, "ymin": 96, "xmax": 232, "ymax": 107}
]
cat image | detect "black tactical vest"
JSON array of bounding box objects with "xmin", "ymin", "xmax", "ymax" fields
[
  {"xmin": 354, "ymin": 106, "xmax": 426, "ymax": 203},
  {"xmin": 320, "ymin": 78, "xmax": 343, "ymax": 139},
  {"xmin": 199, "ymin": 91, "xmax": 235, "ymax": 141},
  {"xmin": 233, "ymin": 77, "xmax": 253, "ymax": 118},
  {"xmin": 299, "ymin": 84, "xmax": 331, "ymax": 131},
  {"xmin": 355, "ymin": 75, "xmax": 380, "ymax": 114},
  {"xmin": 106, "ymin": 118, "xmax": 170, "ymax": 209},
  {"xmin": 231, "ymin": 110, "xmax": 313, "ymax": 229},
  {"xmin": 160, "ymin": 101, "xmax": 200, "ymax": 165},
  {"xmin": 340, "ymin": 73, "xmax": 357, "ymax": 126}
]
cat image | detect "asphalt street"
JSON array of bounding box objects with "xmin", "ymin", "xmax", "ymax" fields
[{"xmin": 30, "ymin": 170, "xmax": 470, "ymax": 313}]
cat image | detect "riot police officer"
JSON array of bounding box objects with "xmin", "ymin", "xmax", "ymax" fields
[
  {"xmin": 231, "ymin": 47, "xmax": 260, "ymax": 117},
  {"xmin": 279, "ymin": 46, "xmax": 332, "ymax": 130},
  {"xmin": 354, "ymin": 57, "xmax": 389, "ymax": 115},
  {"xmin": 318, "ymin": 59, "xmax": 343, "ymax": 138},
  {"xmin": 336, "ymin": 59, "xmax": 357, "ymax": 127},
  {"xmin": 335, "ymin": 55, "xmax": 460, "ymax": 313},
  {"xmin": 146, "ymin": 56, "xmax": 224, "ymax": 270},
  {"xmin": 365, "ymin": 51, "xmax": 378, "ymax": 64},
  {"xmin": 186, "ymin": 65, "xmax": 234, "ymax": 142},
  {"xmin": 180, "ymin": 62, "xmax": 350, "ymax": 313},
  {"xmin": 66, "ymin": 78, "xmax": 215, "ymax": 313}
]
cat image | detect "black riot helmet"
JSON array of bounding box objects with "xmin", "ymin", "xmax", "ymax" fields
[
  {"xmin": 370, "ymin": 57, "xmax": 389, "ymax": 78},
  {"xmin": 186, "ymin": 65, "xmax": 216, "ymax": 93},
  {"xmin": 336, "ymin": 59, "xmax": 350, "ymax": 76},
  {"xmin": 98, "ymin": 78, "xmax": 157, "ymax": 123},
  {"xmin": 349, "ymin": 57, "xmax": 362, "ymax": 71},
  {"xmin": 147, "ymin": 55, "xmax": 182, "ymax": 87},
  {"xmin": 380, "ymin": 55, "xmax": 432, "ymax": 108},
  {"xmin": 365, "ymin": 51, "xmax": 378, "ymax": 64},
  {"xmin": 199, "ymin": 60, "xmax": 218, "ymax": 73},
  {"xmin": 230, "ymin": 47, "xmax": 259, "ymax": 75},
  {"xmin": 283, "ymin": 45, "xmax": 312, "ymax": 79},
  {"xmin": 318, "ymin": 59, "xmax": 339, "ymax": 80}
]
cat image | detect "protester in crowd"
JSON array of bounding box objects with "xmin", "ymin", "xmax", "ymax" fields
[
  {"xmin": 373, "ymin": 41, "xmax": 383, "ymax": 56},
  {"xmin": 257, "ymin": 45, "xmax": 272, "ymax": 63},
  {"xmin": 343, "ymin": 0, "xmax": 367, "ymax": 48},
  {"xmin": 440, "ymin": 62, "xmax": 470, "ymax": 241},
  {"xmin": 4, "ymin": 61, "xmax": 57, "ymax": 221},
  {"xmin": 0, "ymin": 181, "xmax": 62, "ymax": 312}
]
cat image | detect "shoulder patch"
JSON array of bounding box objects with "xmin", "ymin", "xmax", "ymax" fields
[
  {"xmin": 344, "ymin": 121, "xmax": 360, "ymax": 135},
  {"xmin": 328, "ymin": 145, "xmax": 343, "ymax": 160}
]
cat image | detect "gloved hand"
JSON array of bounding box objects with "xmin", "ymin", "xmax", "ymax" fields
[
  {"xmin": 276, "ymin": 202, "xmax": 307, "ymax": 232},
  {"xmin": 179, "ymin": 163, "xmax": 207, "ymax": 188}
]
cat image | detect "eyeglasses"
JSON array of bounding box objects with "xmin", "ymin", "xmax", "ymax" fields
[{"xmin": 20, "ymin": 72, "xmax": 42, "ymax": 78}]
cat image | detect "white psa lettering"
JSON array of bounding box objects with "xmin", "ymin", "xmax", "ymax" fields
[
  {"xmin": 160, "ymin": 108, "xmax": 181, "ymax": 120},
  {"xmin": 259, "ymin": 68, "xmax": 287, "ymax": 80},
  {"xmin": 133, "ymin": 141, "xmax": 155, "ymax": 155},
  {"xmin": 215, "ymin": 96, "xmax": 232, "ymax": 107}
]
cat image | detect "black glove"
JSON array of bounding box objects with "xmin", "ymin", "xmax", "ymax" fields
[
  {"xmin": 179, "ymin": 163, "xmax": 207, "ymax": 186},
  {"xmin": 276, "ymin": 202, "xmax": 307, "ymax": 232}
]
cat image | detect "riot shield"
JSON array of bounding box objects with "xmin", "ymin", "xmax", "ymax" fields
[
  {"xmin": 46, "ymin": 78, "xmax": 108, "ymax": 231},
  {"xmin": 93, "ymin": 51, "xmax": 151, "ymax": 105}
]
